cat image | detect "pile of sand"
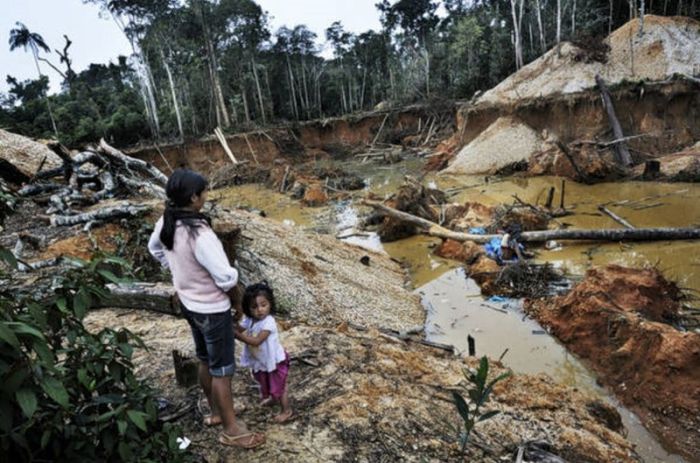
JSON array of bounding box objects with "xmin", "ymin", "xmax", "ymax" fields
[
  {"xmin": 0, "ymin": 129, "xmax": 63, "ymax": 182},
  {"xmin": 212, "ymin": 208, "xmax": 424, "ymax": 331},
  {"xmin": 477, "ymin": 16, "xmax": 700, "ymax": 106},
  {"xmin": 442, "ymin": 116, "xmax": 543, "ymax": 175}
]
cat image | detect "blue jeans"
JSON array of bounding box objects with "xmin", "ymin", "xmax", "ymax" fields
[{"xmin": 181, "ymin": 306, "xmax": 235, "ymax": 377}]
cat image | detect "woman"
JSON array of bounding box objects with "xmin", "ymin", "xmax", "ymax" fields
[{"xmin": 148, "ymin": 168, "xmax": 264, "ymax": 449}]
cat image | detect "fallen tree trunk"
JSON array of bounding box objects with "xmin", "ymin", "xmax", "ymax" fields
[
  {"xmin": 362, "ymin": 199, "xmax": 700, "ymax": 243},
  {"xmin": 117, "ymin": 173, "xmax": 166, "ymax": 199},
  {"xmin": 98, "ymin": 282, "xmax": 180, "ymax": 316},
  {"xmin": 98, "ymin": 138, "xmax": 168, "ymax": 185},
  {"xmin": 50, "ymin": 203, "xmax": 149, "ymax": 226}
]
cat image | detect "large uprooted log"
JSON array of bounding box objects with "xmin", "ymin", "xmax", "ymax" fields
[
  {"xmin": 19, "ymin": 139, "xmax": 165, "ymax": 225},
  {"xmin": 362, "ymin": 199, "xmax": 700, "ymax": 243}
]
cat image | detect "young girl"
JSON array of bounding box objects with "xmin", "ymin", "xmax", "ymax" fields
[
  {"xmin": 148, "ymin": 168, "xmax": 264, "ymax": 449},
  {"xmin": 235, "ymin": 282, "xmax": 294, "ymax": 423}
]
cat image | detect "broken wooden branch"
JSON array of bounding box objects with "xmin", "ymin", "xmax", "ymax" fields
[
  {"xmin": 361, "ymin": 199, "xmax": 700, "ymax": 243},
  {"xmin": 214, "ymin": 127, "xmax": 238, "ymax": 165},
  {"xmin": 98, "ymin": 138, "xmax": 168, "ymax": 185},
  {"xmin": 243, "ymin": 133, "xmax": 259, "ymax": 165},
  {"xmin": 595, "ymin": 75, "xmax": 633, "ymax": 167},
  {"xmin": 116, "ymin": 173, "xmax": 166, "ymax": 200},
  {"xmin": 598, "ymin": 206, "xmax": 635, "ymax": 229},
  {"xmin": 50, "ymin": 203, "xmax": 149, "ymax": 226},
  {"xmin": 279, "ymin": 165, "xmax": 290, "ymax": 193},
  {"xmin": 555, "ymin": 141, "xmax": 589, "ymax": 183},
  {"xmin": 371, "ymin": 113, "xmax": 389, "ymax": 147}
]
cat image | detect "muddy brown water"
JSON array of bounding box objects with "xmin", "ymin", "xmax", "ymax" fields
[{"xmin": 212, "ymin": 158, "xmax": 699, "ymax": 462}]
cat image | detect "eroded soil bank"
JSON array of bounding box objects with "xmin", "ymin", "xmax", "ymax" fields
[{"xmin": 525, "ymin": 266, "xmax": 700, "ymax": 461}]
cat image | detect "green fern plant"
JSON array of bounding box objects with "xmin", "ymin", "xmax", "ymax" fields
[{"xmin": 452, "ymin": 356, "xmax": 511, "ymax": 454}]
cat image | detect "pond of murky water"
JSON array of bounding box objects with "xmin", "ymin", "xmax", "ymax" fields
[{"xmin": 212, "ymin": 157, "xmax": 699, "ymax": 462}]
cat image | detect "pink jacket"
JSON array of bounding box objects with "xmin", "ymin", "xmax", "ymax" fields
[{"xmin": 148, "ymin": 217, "xmax": 238, "ymax": 313}]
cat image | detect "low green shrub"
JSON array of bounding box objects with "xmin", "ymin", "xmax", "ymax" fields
[
  {"xmin": 0, "ymin": 252, "xmax": 195, "ymax": 462},
  {"xmin": 451, "ymin": 356, "xmax": 511, "ymax": 454}
]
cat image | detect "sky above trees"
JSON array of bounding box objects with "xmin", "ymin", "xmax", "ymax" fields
[
  {"xmin": 2, "ymin": 0, "xmax": 697, "ymax": 148},
  {"xmin": 2, "ymin": 0, "xmax": 385, "ymax": 94}
]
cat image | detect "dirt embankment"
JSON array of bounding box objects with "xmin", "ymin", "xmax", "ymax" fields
[
  {"xmin": 85, "ymin": 308, "xmax": 640, "ymax": 462},
  {"xmin": 127, "ymin": 105, "xmax": 454, "ymax": 178},
  {"xmin": 437, "ymin": 16, "xmax": 700, "ymax": 180},
  {"xmin": 525, "ymin": 265, "xmax": 700, "ymax": 462}
]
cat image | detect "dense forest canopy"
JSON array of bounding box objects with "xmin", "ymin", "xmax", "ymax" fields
[{"xmin": 2, "ymin": 0, "xmax": 698, "ymax": 148}]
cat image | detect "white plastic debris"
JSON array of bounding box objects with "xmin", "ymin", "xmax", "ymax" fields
[{"xmin": 176, "ymin": 437, "xmax": 191, "ymax": 450}]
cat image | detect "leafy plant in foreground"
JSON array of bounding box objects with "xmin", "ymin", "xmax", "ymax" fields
[
  {"xmin": 451, "ymin": 356, "xmax": 511, "ymax": 455},
  {"xmin": 0, "ymin": 253, "xmax": 195, "ymax": 462}
]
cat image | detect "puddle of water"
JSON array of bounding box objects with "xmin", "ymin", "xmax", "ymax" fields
[
  {"xmin": 418, "ymin": 268, "xmax": 687, "ymax": 463},
  {"xmin": 418, "ymin": 268, "xmax": 597, "ymax": 388},
  {"xmin": 212, "ymin": 184, "xmax": 315, "ymax": 228},
  {"xmin": 436, "ymin": 175, "xmax": 700, "ymax": 294}
]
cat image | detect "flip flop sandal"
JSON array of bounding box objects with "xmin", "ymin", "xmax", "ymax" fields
[{"xmin": 219, "ymin": 432, "xmax": 266, "ymax": 449}]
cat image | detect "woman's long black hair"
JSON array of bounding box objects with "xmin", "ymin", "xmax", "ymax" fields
[
  {"xmin": 160, "ymin": 169, "xmax": 211, "ymax": 250},
  {"xmin": 242, "ymin": 282, "xmax": 276, "ymax": 319}
]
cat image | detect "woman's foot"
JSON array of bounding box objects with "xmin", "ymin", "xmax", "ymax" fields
[
  {"xmin": 219, "ymin": 431, "xmax": 265, "ymax": 449},
  {"xmin": 273, "ymin": 409, "xmax": 295, "ymax": 423}
]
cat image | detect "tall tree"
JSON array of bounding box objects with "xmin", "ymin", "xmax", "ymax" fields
[{"xmin": 8, "ymin": 22, "xmax": 59, "ymax": 137}]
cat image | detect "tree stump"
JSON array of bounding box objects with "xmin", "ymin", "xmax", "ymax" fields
[
  {"xmin": 642, "ymin": 160, "xmax": 660, "ymax": 180},
  {"xmin": 172, "ymin": 350, "xmax": 199, "ymax": 388}
]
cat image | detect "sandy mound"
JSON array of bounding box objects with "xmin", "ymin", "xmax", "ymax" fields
[
  {"xmin": 443, "ymin": 117, "xmax": 543, "ymax": 174},
  {"xmin": 0, "ymin": 129, "xmax": 63, "ymax": 182},
  {"xmin": 477, "ymin": 16, "xmax": 700, "ymax": 106},
  {"xmin": 212, "ymin": 208, "xmax": 423, "ymax": 331},
  {"xmin": 84, "ymin": 308, "xmax": 640, "ymax": 462},
  {"xmin": 525, "ymin": 265, "xmax": 699, "ymax": 461}
]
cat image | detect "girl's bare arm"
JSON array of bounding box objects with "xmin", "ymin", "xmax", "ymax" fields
[{"xmin": 236, "ymin": 329, "xmax": 271, "ymax": 347}]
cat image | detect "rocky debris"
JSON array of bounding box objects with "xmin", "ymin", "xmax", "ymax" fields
[
  {"xmin": 528, "ymin": 139, "xmax": 624, "ymax": 182},
  {"xmin": 435, "ymin": 239, "xmax": 483, "ymax": 265},
  {"xmin": 0, "ymin": 129, "xmax": 64, "ymax": 184},
  {"xmin": 209, "ymin": 162, "xmax": 271, "ymax": 188},
  {"xmin": 375, "ymin": 178, "xmax": 447, "ymax": 242},
  {"xmin": 467, "ymin": 255, "xmax": 502, "ymax": 295},
  {"xmin": 476, "ymin": 16, "xmax": 700, "ymax": 107},
  {"xmin": 83, "ymin": 308, "xmax": 641, "ymax": 463},
  {"xmin": 441, "ymin": 201, "xmax": 495, "ymax": 231},
  {"xmin": 301, "ymin": 183, "xmax": 329, "ymax": 206},
  {"xmin": 210, "ymin": 207, "xmax": 423, "ymax": 331},
  {"xmin": 525, "ymin": 265, "xmax": 700, "ymax": 461},
  {"xmin": 309, "ymin": 166, "xmax": 365, "ymax": 191},
  {"xmin": 443, "ymin": 116, "xmax": 543, "ymax": 175}
]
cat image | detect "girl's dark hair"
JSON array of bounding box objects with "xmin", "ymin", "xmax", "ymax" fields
[
  {"xmin": 160, "ymin": 169, "xmax": 210, "ymax": 250},
  {"xmin": 242, "ymin": 281, "xmax": 276, "ymax": 319}
]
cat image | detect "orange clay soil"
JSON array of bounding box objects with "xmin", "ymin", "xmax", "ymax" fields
[
  {"xmin": 39, "ymin": 222, "xmax": 127, "ymax": 261},
  {"xmin": 525, "ymin": 265, "xmax": 700, "ymax": 462}
]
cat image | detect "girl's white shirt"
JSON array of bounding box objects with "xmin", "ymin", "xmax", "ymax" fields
[{"xmin": 239, "ymin": 315, "xmax": 286, "ymax": 373}]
